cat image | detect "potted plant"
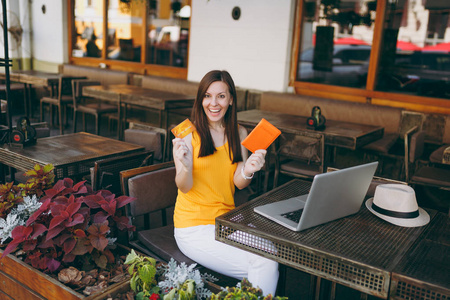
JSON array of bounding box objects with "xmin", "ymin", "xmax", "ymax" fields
[
  {"xmin": 0, "ymin": 164, "xmax": 136, "ymax": 299},
  {"xmin": 123, "ymin": 250, "xmax": 218, "ymax": 300}
]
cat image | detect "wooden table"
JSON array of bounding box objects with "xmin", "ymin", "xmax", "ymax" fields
[
  {"xmin": 238, "ymin": 110, "xmax": 384, "ymax": 150},
  {"xmin": 82, "ymin": 84, "xmax": 195, "ymax": 139},
  {"xmin": 0, "ymin": 70, "xmax": 84, "ymax": 119},
  {"xmin": 0, "ymin": 132, "xmax": 144, "ymax": 181},
  {"xmin": 215, "ymin": 179, "xmax": 437, "ymax": 299}
]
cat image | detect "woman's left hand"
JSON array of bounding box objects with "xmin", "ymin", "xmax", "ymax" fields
[{"xmin": 243, "ymin": 149, "xmax": 267, "ymax": 175}]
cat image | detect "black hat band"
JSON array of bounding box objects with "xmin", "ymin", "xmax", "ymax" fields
[{"xmin": 372, "ymin": 203, "xmax": 419, "ymax": 219}]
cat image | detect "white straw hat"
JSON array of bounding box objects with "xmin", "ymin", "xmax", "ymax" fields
[{"xmin": 365, "ymin": 184, "xmax": 429, "ymax": 227}]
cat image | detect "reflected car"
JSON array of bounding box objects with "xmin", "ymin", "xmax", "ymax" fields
[{"xmin": 297, "ymin": 44, "xmax": 371, "ymax": 88}]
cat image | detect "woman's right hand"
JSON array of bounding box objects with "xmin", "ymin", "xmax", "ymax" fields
[{"xmin": 172, "ymin": 138, "xmax": 192, "ymax": 171}]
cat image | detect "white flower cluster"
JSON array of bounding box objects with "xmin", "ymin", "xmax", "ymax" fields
[
  {"xmin": 0, "ymin": 195, "xmax": 42, "ymax": 244},
  {"xmin": 158, "ymin": 258, "xmax": 217, "ymax": 299}
]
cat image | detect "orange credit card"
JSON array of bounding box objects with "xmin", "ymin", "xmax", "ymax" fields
[
  {"xmin": 171, "ymin": 119, "xmax": 195, "ymax": 138},
  {"xmin": 241, "ymin": 118, "xmax": 281, "ymax": 153}
]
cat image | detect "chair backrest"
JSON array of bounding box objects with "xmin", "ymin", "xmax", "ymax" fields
[
  {"xmin": 120, "ymin": 162, "xmax": 177, "ymax": 238},
  {"xmin": 32, "ymin": 122, "xmax": 51, "ymax": 138},
  {"xmin": 398, "ymin": 111, "xmax": 425, "ymax": 137},
  {"xmin": 404, "ymin": 126, "xmax": 426, "ymax": 182},
  {"xmin": 125, "ymin": 122, "xmax": 167, "ymax": 163},
  {"xmin": 58, "ymin": 77, "xmax": 77, "ymax": 101},
  {"xmin": 93, "ymin": 151, "xmax": 154, "ymax": 194},
  {"xmin": 71, "ymin": 79, "xmax": 102, "ymax": 108},
  {"xmin": 277, "ymin": 131, "xmax": 325, "ymax": 173}
]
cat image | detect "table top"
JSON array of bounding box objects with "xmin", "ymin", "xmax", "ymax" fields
[
  {"xmin": 82, "ymin": 84, "xmax": 195, "ymax": 110},
  {"xmin": 390, "ymin": 212, "xmax": 449, "ymax": 299},
  {"xmin": 0, "ymin": 70, "xmax": 68, "ymax": 86},
  {"xmin": 238, "ymin": 109, "xmax": 384, "ymax": 150},
  {"xmin": 216, "ymin": 179, "xmax": 435, "ymax": 298},
  {"xmin": 0, "ymin": 132, "xmax": 144, "ymax": 179}
]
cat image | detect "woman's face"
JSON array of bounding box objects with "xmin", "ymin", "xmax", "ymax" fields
[{"xmin": 202, "ymin": 81, "xmax": 232, "ymax": 125}]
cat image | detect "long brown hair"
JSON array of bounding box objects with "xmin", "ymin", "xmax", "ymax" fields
[{"xmin": 190, "ymin": 70, "xmax": 242, "ymax": 163}]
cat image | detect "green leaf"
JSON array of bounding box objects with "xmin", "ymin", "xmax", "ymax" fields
[
  {"xmin": 138, "ymin": 264, "xmax": 157, "ymax": 284},
  {"xmin": 130, "ymin": 274, "xmax": 138, "ymax": 292},
  {"xmin": 136, "ymin": 292, "xmax": 145, "ymax": 300},
  {"xmin": 125, "ymin": 249, "xmax": 139, "ymax": 264},
  {"xmin": 43, "ymin": 164, "xmax": 54, "ymax": 173}
]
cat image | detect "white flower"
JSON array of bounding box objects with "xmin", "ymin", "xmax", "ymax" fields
[
  {"xmin": 158, "ymin": 258, "xmax": 217, "ymax": 299},
  {"xmin": 0, "ymin": 214, "xmax": 25, "ymax": 243},
  {"xmin": 13, "ymin": 195, "xmax": 42, "ymax": 216},
  {"xmin": 0, "ymin": 194, "xmax": 42, "ymax": 244}
]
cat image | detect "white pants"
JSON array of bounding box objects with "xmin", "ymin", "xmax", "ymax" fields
[{"xmin": 174, "ymin": 225, "xmax": 279, "ymax": 296}]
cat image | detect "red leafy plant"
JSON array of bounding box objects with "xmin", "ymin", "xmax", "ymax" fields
[
  {"xmin": 0, "ymin": 164, "xmax": 55, "ymax": 219},
  {"xmin": 1, "ymin": 177, "xmax": 136, "ymax": 275}
]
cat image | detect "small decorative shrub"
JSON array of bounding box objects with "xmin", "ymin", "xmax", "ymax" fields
[
  {"xmin": 125, "ymin": 250, "xmax": 218, "ymax": 300},
  {"xmin": 0, "ymin": 164, "xmax": 55, "ymax": 220},
  {"xmin": 1, "ymin": 174, "xmax": 136, "ymax": 274},
  {"xmin": 209, "ymin": 278, "xmax": 288, "ymax": 300}
]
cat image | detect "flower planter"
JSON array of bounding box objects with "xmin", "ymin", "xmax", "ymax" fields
[{"xmin": 0, "ymin": 246, "xmax": 130, "ymax": 300}]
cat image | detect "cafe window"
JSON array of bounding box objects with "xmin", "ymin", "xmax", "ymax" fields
[
  {"xmin": 72, "ymin": 0, "xmax": 104, "ymax": 58},
  {"xmin": 296, "ymin": 0, "xmax": 376, "ymax": 89},
  {"xmin": 375, "ymin": 0, "xmax": 450, "ymax": 99},
  {"xmin": 292, "ymin": 0, "xmax": 450, "ymax": 113},
  {"xmin": 107, "ymin": 0, "xmax": 144, "ymax": 62},
  {"xmin": 69, "ymin": 0, "xmax": 190, "ymax": 76}
]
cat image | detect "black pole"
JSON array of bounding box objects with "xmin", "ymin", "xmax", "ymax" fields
[{"xmin": 1, "ymin": 0, "xmax": 13, "ymax": 133}]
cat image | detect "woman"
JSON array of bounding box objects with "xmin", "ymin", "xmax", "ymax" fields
[{"xmin": 172, "ymin": 70, "xmax": 279, "ymax": 296}]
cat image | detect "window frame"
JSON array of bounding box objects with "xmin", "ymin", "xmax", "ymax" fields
[
  {"xmin": 67, "ymin": 0, "xmax": 188, "ymax": 79},
  {"xmin": 289, "ymin": 0, "xmax": 450, "ymax": 115}
]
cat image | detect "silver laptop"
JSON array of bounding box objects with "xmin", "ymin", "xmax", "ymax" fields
[{"xmin": 254, "ymin": 162, "xmax": 378, "ymax": 231}]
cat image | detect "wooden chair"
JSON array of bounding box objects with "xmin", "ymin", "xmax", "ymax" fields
[
  {"xmin": 72, "ymin": 79, "xmax": 117, "ymax": 136},
  {"xmin": 40, "ymin": 77, "xmax": 76, "ymax": 135},
  {"xmin": 120, "ymin": 162, "xmax": 196, "ymax": 264},
  {"xmin": 124, "ymin": 122, "xmax": 167, "ymax": 163},
  {"xmin": 120, "ymin": 162, "xmax": 239, "ymax": 291},
  {"xmin": 91, "ymin": 150, "xmax": 154, "ymax": 194},
  {"xmin": 407, "ymin": 130, "xmax": 450, "ymax": 189},
  {"xmin": 363, "ymin": 111, "xmax": 425, "ymax": 176},
  {"xmin": 273, "ymin": 131, "xmax": 325, "ymax": 188},
  {"xmin": 404, "ymin": 130, "xmax": 450, "ymax": 213}
]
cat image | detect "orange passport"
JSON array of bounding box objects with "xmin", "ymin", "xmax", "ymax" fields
[
  {"xmin": 241, "ymin": 118, "xmax": 281, "ymax": 153},
  {"xmin": 171, "ymin": 119, "xmax": 195, "ymax": 138}
]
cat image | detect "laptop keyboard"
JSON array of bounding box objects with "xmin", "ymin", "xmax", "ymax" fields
[{"xmin": 281, "ymin": 208, "xmax": 304, "ymax": 223}]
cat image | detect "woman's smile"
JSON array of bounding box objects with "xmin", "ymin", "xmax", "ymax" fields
[{"xmin": 203, "ymin": 81, "xmax": 232, "ymax": 124}]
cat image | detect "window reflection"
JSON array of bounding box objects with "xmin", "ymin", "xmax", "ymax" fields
[
  {"xmin": 107, "ymin": 0, "xmax": 144, "ymax": 62},
  {"xmin": 147, "ymin": 0, "xmax": 190, "ymax": 67},
  {"xmin": 376, "ymin": 1, "xmax": 450, "ymax": 99},
  {"xmin": 297, "ymin": 0, "xmax": 375, "ymax": 88},
  {"xmin": 72, "ymin": 0, "xmax": 103, "ymax": 58}
]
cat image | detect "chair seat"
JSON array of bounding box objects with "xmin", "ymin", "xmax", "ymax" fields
[
  {"xmin": 411, "ymin": 166, "xmax": 450, "ymax": 188},
  {"xmin": 280, "ymin": 160, "xmax": 322, "ymax": 177},
  {"xmin": 429, "ymin": 145, "xmax": 450, "ymax": 164},
  {"xmin": 41, "ymin": 95, "xmax": 73, "ymax": 104},
  {"xmin": 363, "ymin": 133, "xmax": 399, "ymax": 153},
  {"xmin": 77, "ymin": 103, "xmax": 117, "ymax": 114},
  {"xmin": 137, "ymin": 224, "xmax": 197, "ymax": 265}
]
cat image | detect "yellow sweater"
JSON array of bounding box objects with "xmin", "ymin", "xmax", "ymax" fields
[{"xmin": 174, "ymin": 131, "xmax": 237, "ymax": 228}]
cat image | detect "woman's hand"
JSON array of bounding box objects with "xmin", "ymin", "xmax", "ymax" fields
[
  {"xmin": 172, "ymin": 138, "xmax": 192, "ymax": 172},
  {"xmin": 243, "ymin": 149, "xmax": 267, "ymax": 176}
]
